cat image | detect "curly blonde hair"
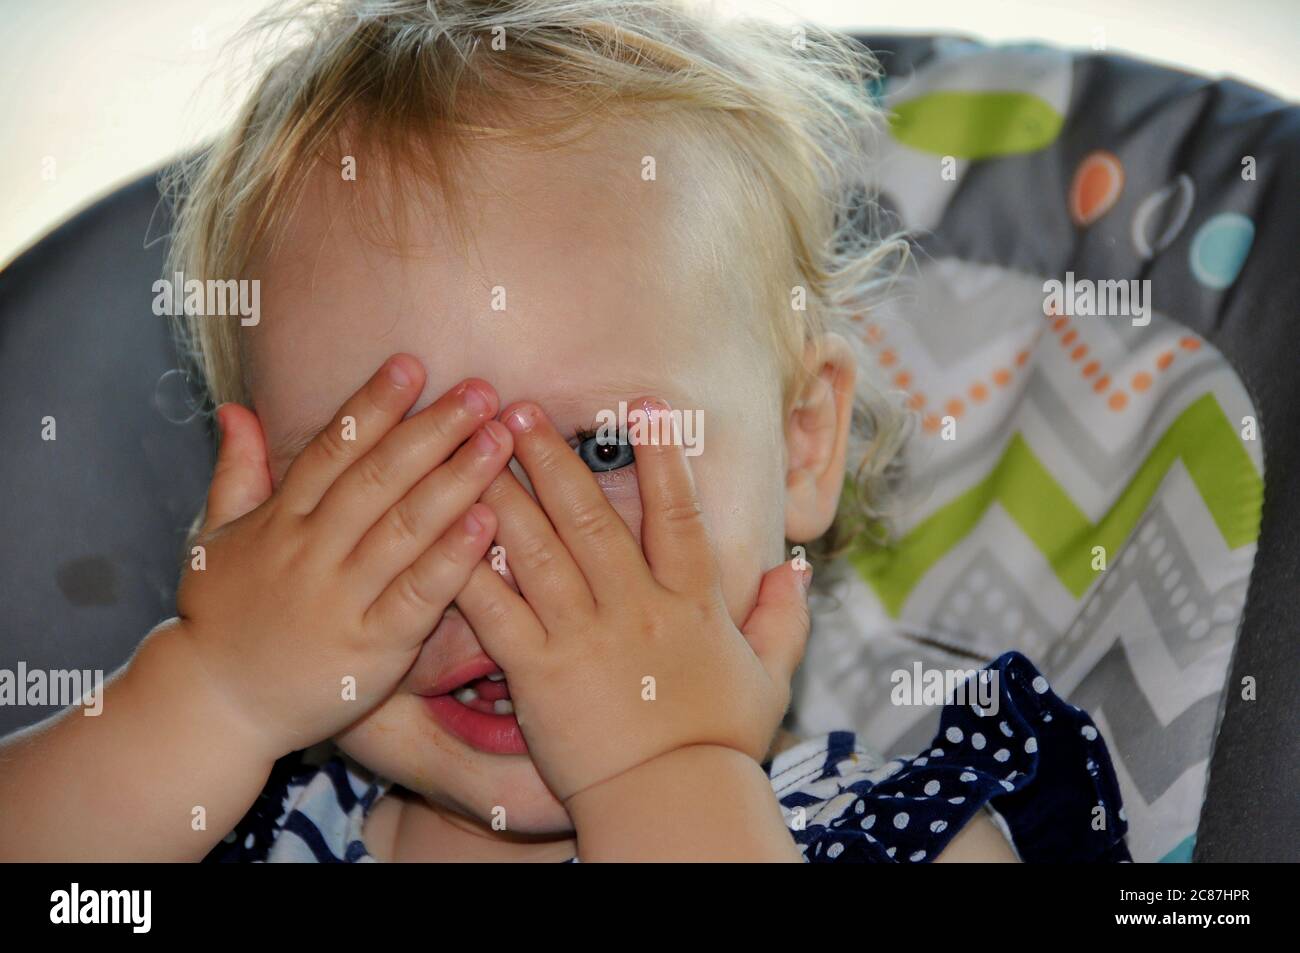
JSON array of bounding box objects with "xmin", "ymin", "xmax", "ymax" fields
[{"xmin": 163, "ymin": 0, "xmax": 911, "ymax": 573}]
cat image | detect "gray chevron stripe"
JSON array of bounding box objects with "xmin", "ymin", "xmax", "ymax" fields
[{"xmin": 1070, "ymin": 640, "xmax": 1223, "ymax": 804}]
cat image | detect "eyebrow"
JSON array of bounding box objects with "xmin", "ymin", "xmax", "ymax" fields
[{"xmin": 268, "ymin": 376, "xmax": 685, "ymax": 464}]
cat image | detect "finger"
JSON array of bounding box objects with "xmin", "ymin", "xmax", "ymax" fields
[
  {"xmin": 363, "ymin": 503, "xmax": 497, "ymax": 651},
  {"xmin": 479, "ymin": 464, "xmax": 595, "ymax": 628},
  {"xmin": 501, "ymin": 401, "xmax": 648, "ymax": 602},
  {"xmin": 203, "ymin": 404, "xmax": 273, "ymax": 532},
  {"xmin": 278, "ymin": 354, "xmax": 425, "ymax": 514},
  {"xmin": 308, "ymin": 377, "xmax": 498, "ymax": 547},
  {"xmin": 739, "ymin": 559, "xmax": 812, "ymax": 687},
  {"xmin": 345, "ymin": 419, "xmax": 513, "ymax": 592},
  {"xmin": 628, "ymin": 397, "xmax": 717, "ymax": 594},
  {"xmin": 453, "ymin": 559, "xmax": 547, "ymax": 672}
]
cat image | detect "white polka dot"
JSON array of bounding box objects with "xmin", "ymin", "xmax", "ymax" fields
[
  {"xmin": 909, "ymin": 850, "xmax": 927, "ymax": 862},
  {"xmin": 244, "ymin": 833, "xmax": 255, "ymax": 849},
  {"xmin": 1212, "ymin": 603, "xmax": 1237, "ymax": 623},
  {"xmin": 1155, "ymin": 552, "xmax": 1174, "ymax": 575},
  {"xmin": 1148, "ymin": 535, "xmax": 1166, "ymax": 558},
  {"xmin": 886, "ymin": 846, "xmax": 897, "ymax": 858},
  {"xmin": 971, "ymin": 732, "xmax": 986, "ymax": 750},
  {"xmin": 1177, "ymin": 603, "xmax": 1197, "ymax": 625},
  {"xmin": 1000, "ymin": 780, "xmax": 1015, "ymax": 792},
  {"xmin": 930, "ymin": 820, "xmax": 948, "ymax": 833},
  {"xmin": 827, "ymin": 842, "xmax": 844, "ymax": 859},
  {"xmin": 1032, "ymin": 675, "xmax": 1049, "ymax": 694},
  {"xmin": 924, "ymin": 780, "xmax": 941, "ymax": 796},
  {"xmin": 1170, "ymin": 585, "xmax": 1188, "ymax": 607},
  {"xmin": 1000, "ymin": 721, "xmax": 1014, "ymax": 737},
  {"xmin": 855, "ymin": 800, "xmax": 865, "ymax": 814},
  {"xmin": 959, "ymin": 771, "xmax": 977, "ymax": 782},
  {"xmin": 1081, "ymin": 725, "xmax": 1098, "ymax": 741},
  {"xmin": 1042, "ymin": 713, "xmax": 1053, "ymax": 723},
  {"xmin": 1119, "ymin": 807, "xmax": 1127, "ymax": 822},
  {"xmin": 1189, "ymin": 618, "xmax": 1210, "ymax": 640},
  {"xmin": 994, "ymin": 748, "xmax": 1011, "ymax": 762},
  {"xmin": 946, "ymin": 726, "xmax": 964, "ymax": 744},
  {"xmin": 1163, "ymin": 568, "xmax": 1181, "ymax": 591},
  {"xmin": 930, "ymin": 748, "xmax": 945, "ymax": 758},
  {"xmin": 893, "ymin": 812, "xmax": 909, "ymax": 829},
  {"xmin": 948, "ymin": 797, "xmax": 965, "ymax": 804},
  {"xmin": 862, "ymin": 814, "xmax": 876, "ymax": 830},
  {"xmin": 913, "ymin": 757, "xmax": 929, "ymax": 767},
  {"xmin": 1005, "ymin": 771, "xmax": 1018, "ymax": 781},
  {"xmin": 1024, "ymin": 737, "xmax": 1038, "ymax": 754}
]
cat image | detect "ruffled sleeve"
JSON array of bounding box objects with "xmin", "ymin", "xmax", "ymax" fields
[{"xmin": 774, "ymin": 651, "xmax": 1131, "ymax": 863}]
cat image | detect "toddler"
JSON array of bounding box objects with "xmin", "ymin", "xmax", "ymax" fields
[{"xmin": 0, "ymin": 0, "xmax": 1129, "ymax": 863}]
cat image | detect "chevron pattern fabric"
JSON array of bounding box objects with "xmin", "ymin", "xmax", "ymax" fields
[{"xmin": 788, "ymin": 39, "xmax": 1265, "ymax": 863}]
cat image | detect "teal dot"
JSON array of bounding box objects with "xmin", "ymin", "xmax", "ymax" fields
[{"xmin": 1189, "ymin": 212, "xmax": 1254, "ymax": 290}]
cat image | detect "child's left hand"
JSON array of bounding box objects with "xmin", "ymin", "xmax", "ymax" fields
[{"xmin": 454, "ymin": 397, "xmax": 811, "ymax": 806}]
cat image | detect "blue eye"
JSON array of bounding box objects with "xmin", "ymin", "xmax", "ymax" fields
[{"xmin": 574, "ymin": 429, "xmax": 635, "ymax": 473}]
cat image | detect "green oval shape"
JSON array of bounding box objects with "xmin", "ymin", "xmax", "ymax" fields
[{"xmin": 888, "ymin": 91, "xmax": 1064, "ymax": 158}]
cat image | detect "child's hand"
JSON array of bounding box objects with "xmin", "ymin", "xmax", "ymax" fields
[
  {"xmin": 175, "ymin": 355, "xmax": 514, "ymax": 758},
  {"xmin": 455, "ymin": 398, "xmax": 811, "ymax": 805}
]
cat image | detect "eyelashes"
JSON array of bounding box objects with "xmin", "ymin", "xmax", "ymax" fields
[{"xmin": 572, "ymin": 427, "xmax": 635, "ymax": 474}]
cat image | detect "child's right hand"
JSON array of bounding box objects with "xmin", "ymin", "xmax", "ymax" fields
[{"xmin": 173, "ymin": 354, "xmax": 514, "ymax": 759}]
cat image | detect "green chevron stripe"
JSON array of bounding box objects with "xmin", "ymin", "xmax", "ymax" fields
[{"xmin": 849, "ymin": 392, "xmax": 1262, "ymax": 617}]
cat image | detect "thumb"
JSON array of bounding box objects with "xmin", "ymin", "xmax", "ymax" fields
[
  {"xmin": 739, "ymin": 558, "xmax": 812, "ymax": 685},
  {"xmin": 203, "ymin": 403, "xmax": 273, "ymax": 532}
]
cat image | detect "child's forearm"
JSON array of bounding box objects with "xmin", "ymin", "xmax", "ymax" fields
[
  {"xmin": 0, "ymin": 619, "xmax": 278, "ymax": 861},
  {"xmin": 566, "ymin": 745, "xmax": 803, "ymax": 862}
]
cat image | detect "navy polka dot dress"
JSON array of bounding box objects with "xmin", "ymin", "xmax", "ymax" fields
[{"xmin": 207, "ymin": 651, "xmax": 1130, "ymax": 862}]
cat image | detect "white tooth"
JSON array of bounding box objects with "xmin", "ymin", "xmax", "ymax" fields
[
  {"xmin": 453, "ymin": 687, "xmax": 479, "ymax": 704},
  {"xmin": 493, "ymin": 699, "xmax": 515, "ymax": 715},
  {"xmin": 486, "ymin": 673, "xmax": 506, "ymax": 682}
]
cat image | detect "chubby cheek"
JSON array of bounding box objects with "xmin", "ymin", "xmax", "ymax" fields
[{"xmin": 333, "ymin": 696, "xmax": 572, "ymax": 833}]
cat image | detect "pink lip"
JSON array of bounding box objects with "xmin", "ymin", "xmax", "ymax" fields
[
  {"xmin": 422, "ymin": 696, "xmax": 528, "ymax": 755},
  {"xmin": 424, "ymin": 654, "xmax": 504, "ymax": 698}
]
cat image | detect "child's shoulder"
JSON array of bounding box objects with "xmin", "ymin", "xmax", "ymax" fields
[
  {"xmin": 204, "ymin": 744, "xmax": 388, "ymax": 863},
  {"xmin": 769, "ymin": 652, "xmax": 1132, "ymax": 863}
]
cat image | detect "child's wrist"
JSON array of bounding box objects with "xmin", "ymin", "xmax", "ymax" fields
[
  {"xmin": 135, "ymin": 618, "xmax": 286, "ymax": 768},
  {"xmin": 566, "ymin": 744, "xmax": 800, "ymax": 861}
]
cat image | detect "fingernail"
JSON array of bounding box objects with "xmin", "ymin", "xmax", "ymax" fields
[
  {"xmin": 387, "ymin": 356, "xmax": 413, "ymax": 388},
  {"xmin": 463, "ymin": 508, "xmax": 485, "ymax": 535},
  {"xmin": 474, "ymin": 421, "xmax": 502, "ymax": 454},
  {"xmin": 504, "ymin": 404, "xmax": 536, "ymax": 434},
  {"xmin": 798, "ymin": 566, "xmax": 813, "ymax": 593},
  {"xmin": 461, "ymin": 381, "xmax": 492, "ymax": 418}
]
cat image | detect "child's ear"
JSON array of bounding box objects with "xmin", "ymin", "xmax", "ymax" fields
[{"xmin": 783, "ymin": 332, "xmax": 856, "ymax": 542}]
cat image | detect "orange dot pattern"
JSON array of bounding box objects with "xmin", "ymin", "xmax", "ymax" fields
[
  {"xmin": 858, "ymin": 310, "xmax": 1209, "ymax": 437},
  {"xmin": 860, "ymin": 320, "xmax": 1043, "ymax": 437},
  {"xmin": 1044, "ymin": 308, "xmax": 1205, "ymax": 412}
]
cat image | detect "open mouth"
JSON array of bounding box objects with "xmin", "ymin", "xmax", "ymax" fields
[
  {"xmin": 448, "ymin": 671, "xmax": 514, "ymax": 715},
  {"xmin": 420, "ymin": 660, "xmax": 528, "ymax": 756}
]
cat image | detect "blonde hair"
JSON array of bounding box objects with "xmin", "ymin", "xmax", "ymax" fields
[{"xmin": 163, "ymin": 0, "xmax": 911, "ymax": 566}]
